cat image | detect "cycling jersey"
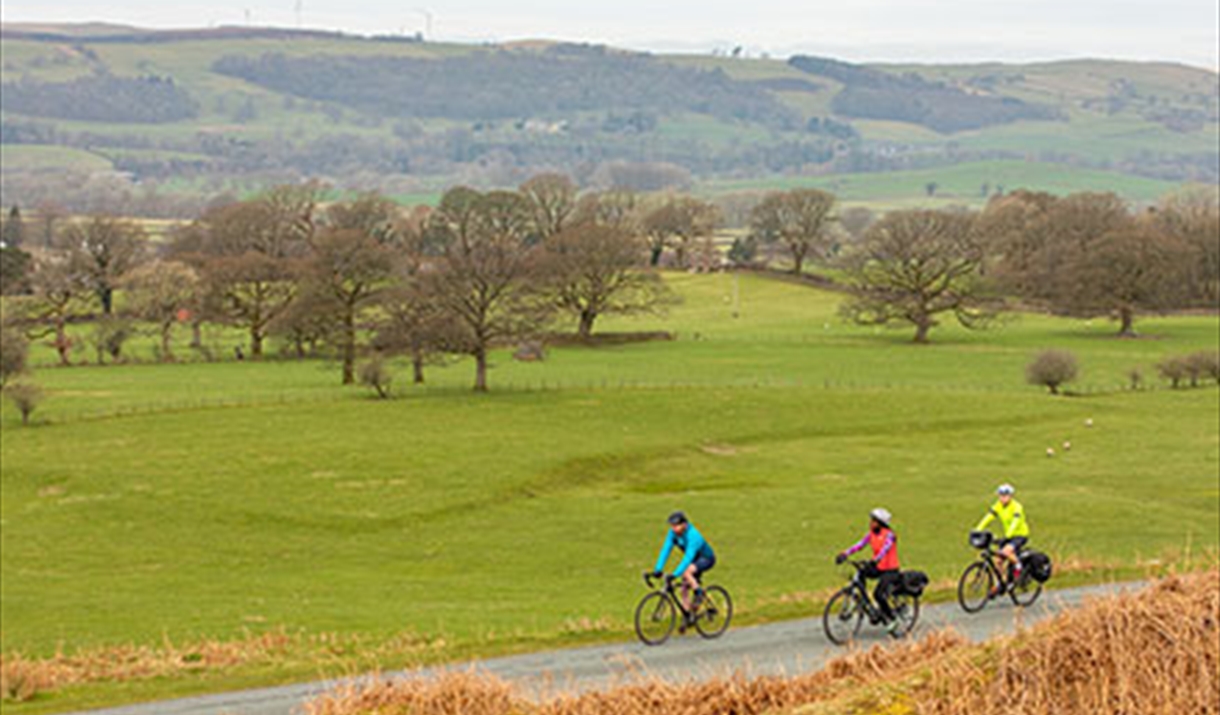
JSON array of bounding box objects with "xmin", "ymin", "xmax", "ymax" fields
[
  {"xmin": 976, "ymin": 499, "xmax": 1030, "ymax": 538},
  {"xmin": 844, "ymin": 526, "xmax": 900, "ymax": 571},
  {"xmin": 655, "ymin": 524, "xmax": 715, "ymax": 578}
]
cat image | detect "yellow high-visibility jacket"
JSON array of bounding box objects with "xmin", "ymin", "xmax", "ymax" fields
[{"xmin": 976, "ymin": 499, "xmax": 1030, "ymax": 538}]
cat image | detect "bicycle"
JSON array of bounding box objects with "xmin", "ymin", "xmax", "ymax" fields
[
  {"xmin": 957, "ymin": 531, "xmax": 1043, "ymax": 613},
  {"xmin": 822, "ymin": 560, "xmax": 920, "ymax": 646},
  {"xmin": 634, "ymin": 572, "xmax": 733, "ymax": 646}
]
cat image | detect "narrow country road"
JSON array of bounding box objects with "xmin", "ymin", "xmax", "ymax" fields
[{"xmin": 68, "ymin": 581, "xmax": 1143, "ymax": 715}]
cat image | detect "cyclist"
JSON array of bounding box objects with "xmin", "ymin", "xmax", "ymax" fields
[
  {"xmin": 836, "ymin": 507, "xmax": 902, "ymax": 634},
  {"xmin": 975, "ymin": 483, "xmax": 1030, "ymax": 594},
  {"xmin": 650, "ymin": 511, "xmax": 716, "ymax": 623}
]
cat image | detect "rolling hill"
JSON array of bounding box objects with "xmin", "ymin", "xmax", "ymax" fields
[{"xmin": 1, "ymin": 22, "xmax": 1216, "ymax": 216}]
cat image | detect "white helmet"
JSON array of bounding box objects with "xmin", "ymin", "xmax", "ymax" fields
[
  {"xmin": 870, "ymin": 507, "xmax": 892, "ymax": 526},
  {"xmin": 997, "ymin": 483, "xmax": 1015, "ymax": 496}
]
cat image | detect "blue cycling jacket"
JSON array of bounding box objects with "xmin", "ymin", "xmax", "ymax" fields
[{"xmin": 654, "ymin": 524, "xmax": 715, "ymax": 578}]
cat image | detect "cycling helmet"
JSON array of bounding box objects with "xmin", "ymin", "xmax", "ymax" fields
[
  {"xmin": 997, "ymin": 483, "xmax": 1015, "ymax": 496},
  {"xmin": 869, "ymin": 507, "xmax": 892, "ymax": 526},
  {"xmin": 667, "ymin": 511, "xmax": 688, "ymax": 525}
]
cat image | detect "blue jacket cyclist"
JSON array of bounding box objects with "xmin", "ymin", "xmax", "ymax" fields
[{"xmin": 651, "ymin": 511, "xmax": 716, "ymax": 616}]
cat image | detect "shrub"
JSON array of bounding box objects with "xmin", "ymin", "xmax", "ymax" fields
[
  {"xmin": 1126, "ymin": 367, "xmax": 1143, "ymax": 391},
  {"xmin": 0, "ymin": 328, "xmax": 28, "ymax": 387},
  {"xmin": 1025, "ymin": 349, "xmax": 1078, "ymax": 394},
  {"xmin": 359, "ymin": 357, "xmax": 393, "ymax": 399},
  {"xmin": 5, "ymin": 382, "xmax": 43, "ymax": 425},
  {"xmin": 1187, "ymin": 350, "xmax": 1220, "ymax": 386},
  {"xmin": 1157, "ymin": 355, "xmax": 1191, "ymax": 388}
]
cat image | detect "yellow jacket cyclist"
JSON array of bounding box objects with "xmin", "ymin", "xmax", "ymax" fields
[{"xmin": 975, "ymin": 483, "xmax": 1030, "ymax": 583}]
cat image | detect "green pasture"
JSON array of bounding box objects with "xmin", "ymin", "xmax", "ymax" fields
[{"xmin": 1, "ymin": 273, "xmax": 1217, "ymax": 712}]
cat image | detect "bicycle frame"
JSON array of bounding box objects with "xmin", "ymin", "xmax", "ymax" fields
[
  {"xmin": 644, "ymin": 573, "xmax": 700, "ymax": 617},
  {"xmin": 843, "ymin": 561, "xmax": 886, "ymax": 621}
]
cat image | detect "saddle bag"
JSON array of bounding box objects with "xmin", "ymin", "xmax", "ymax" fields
[
  {"xmin": 897, "ymin": 570, "xmax": 929, "ymax": 596},
  {"xmin": 1024, "ymin": 551, "xmax": 1053, "ymax": 583}
]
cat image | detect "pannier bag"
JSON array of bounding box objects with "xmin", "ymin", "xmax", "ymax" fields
[
  {"xmin": 1024, "ymin": 551, "xmax": 1053, "ymax": 583},
  {"xmin": 898, "ymin": 570, "xmax": 929, "ymax": 596}
]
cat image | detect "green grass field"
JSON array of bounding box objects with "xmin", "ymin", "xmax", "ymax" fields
[{"xmin": 1, "ymin": 273, "xmax": 1218, "ymax": 712}]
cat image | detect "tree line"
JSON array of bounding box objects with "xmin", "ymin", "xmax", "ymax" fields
[{"xmin": 2, "ymin": 179, "xmax": 1217, "ymax": 398}]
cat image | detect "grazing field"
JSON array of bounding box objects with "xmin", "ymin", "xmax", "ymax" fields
[{"xmin": 1, "ymin": 273, "xmax": 1217, "ymax": 712}]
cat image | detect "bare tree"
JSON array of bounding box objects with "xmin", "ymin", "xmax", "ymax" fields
[
  {"xmin": 325, "ymin": 192, "xmax": 402, "ymax": 246},
  {"xmin": 61, "ymin": 215, "xmax": 146, "ymax": 314},
  {"xmin": 204, "ymin": 252, "xmax": 300, "ymax": 358},
  {"xmin": 642, "ymin": 196, "xmax": 719, "ymax": 268},
  {"xmin": 573, "ymin": 188, "xmax": 640, "ymax": 232},
  {"xmin": 422, "ymin": 187, "xmax": 550, "ymax": 391},
  {"xmin": 520, "ymin": 173, "xmax": 578, "ymax": 241},
  {"xmin": 545, "ymin": 222, "xmax": 674, "ymax": 338},
  {"xmin": 1054, "ymin": 215, "xmax": 1188, "ymax": 337},
  {"xmin": 306, "ymin": 228, "xmax": 394, "ymax": 384},
  {"xmin": 749, "ymin": 189, "xmax": 836, "ymax": 274},
  {"xmin": 838, "ymin": 206, "xmax": 876, "ymax": 243},
  {"xmin": 25, "ymin": 255, "xmax": 87, "ymax": 365},
  {"xmin": 840, "ymin": 209, "xmax": 999, "ymax": 343},
  {"xmin": 123, "ymin": 260, "xmax": 199, "ymax": 361},
  {"xmin": 1154, "ymin": 187, "xmax": 1220, "ymax": 307}
]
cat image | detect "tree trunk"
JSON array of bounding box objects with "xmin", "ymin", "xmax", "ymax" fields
[
  {"xmin": 100, "ymin": 287, "xmax": 114, "ymax": 315},
  {"xmin": 250, "ymin": 327, "xmax": 263, "ymax": 358},
  {"xmin": 341, "ymin": 309, "xmax": 356, "ymax": 385},
  {"xmin": 55, "ymin": 318, "xmax": 70, "ymax": 366},
  {"xmin": 913, "ymin": 319, "xmax": 931, "ymax": 344},
  {"xmin": 161, "ymin": 324, "xmax": 174, "ymax": 362},
  {"xmin": 578, "ymin": 310, "xmax": 596, "ymax": 339},
  {"xmin": 791, "ymin": 247, "xmax": 804, "ymax": 275},
  {"xmin": 474, "ymin": 348, "xmax": 488, "ymax": 392},
  {"xmin": 649, "ymin": 246, "xmax": 663, "ymax": 267},
  {"xmin": 412, "ymin": 351, "xmax": 425, "ymax": 384},
  {"xmin": 1117, "ymin": 307, "xmax": 1136, "ymax": 337},
  {"xmin": 190, "ymin": 320, "xmax": 203, "ymax": 348}
]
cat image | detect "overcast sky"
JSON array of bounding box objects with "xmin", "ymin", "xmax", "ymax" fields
[{"xmin": 3, "ymin": 0, "xmax": 1218, "ymax": 69}]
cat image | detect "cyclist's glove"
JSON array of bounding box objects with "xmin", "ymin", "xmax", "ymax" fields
[{"xmin": 835, "ymin": 553, "xmax": 847, "ymax": 565}]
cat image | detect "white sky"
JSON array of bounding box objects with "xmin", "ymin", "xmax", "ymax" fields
[{"xmin": 3, "ymin": 0, "xmax": 1218, "ymax": 69}]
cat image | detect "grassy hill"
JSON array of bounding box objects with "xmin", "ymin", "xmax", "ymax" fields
[
  {"xmin": 1, "ymin": 273, "xmax": 1217, "ymax": 712},
  {"xmin": 1, "ymin": 24, "xmax": 1216, "ymax": 216}
]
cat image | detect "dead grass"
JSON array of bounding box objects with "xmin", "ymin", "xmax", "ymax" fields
[
  {"xmin": 303, "ymin": 570, "xmax": 1219, "ymax": 715},
  {"xmin": 0, "ymin": 629, "xmax": 447, "ymax": 703}
]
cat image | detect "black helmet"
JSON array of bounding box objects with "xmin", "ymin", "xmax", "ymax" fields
[{"xmin": 667, "ymin": 511, "xmax": 688, "ymax": 526}]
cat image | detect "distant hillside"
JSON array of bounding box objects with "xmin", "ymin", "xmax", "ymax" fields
[{"xmin": 0, "ymin": 23, "xmax": 1216, "ymax": 216}]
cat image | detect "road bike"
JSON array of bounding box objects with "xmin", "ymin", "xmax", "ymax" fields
[
  {"xmin": 634, "ymin": 572, "xmax": 733, "ymax": 646},
  {"xmin": 823, "ymin": 560, "xmax": 920, "ymax": 646},
  {"xmin": 957, "ymin": 531, "xmax": 1043, "ymax": 613}
]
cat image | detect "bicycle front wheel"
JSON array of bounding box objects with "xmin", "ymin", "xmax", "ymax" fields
[
  {"xmin": 889, "ymin": 593, "xmax": 920, "ymax": 638},
  {"xmin": 957, "ymin": 561, "xmax": 993, "ymax": 613},
  {"xmin": 634, "ymin": 591, "xmax": 676, "ymax": 646},
  {"xmin": 823, "ymin": 588, "xmax": 864, "ymax": 645},
  {"xmin": 694, "ymin": 585, "xmax": 733, "ymax": 639}
]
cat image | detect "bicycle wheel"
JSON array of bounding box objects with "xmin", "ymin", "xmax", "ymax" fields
[
  {"xmin": 694, "ymin": 585, "xmax": 733, "ymax": 639},
  {"xmin": 957, "ymin": 561, "xmax": 993, "ymax": 613},
  {"xmin": 889, "ymin": 593, "xmax": 920, "ymax": 638},
  {"xmin": 634, "ymin": 591, "xmax": 676, "ymax": 646},
  {"xmin": 823, "ymin": 588, "xmax": 864, "ymax": 645},
  {"xmin": 1009, "ymin": 571, "xmax": 1043, "ymax": 607}
]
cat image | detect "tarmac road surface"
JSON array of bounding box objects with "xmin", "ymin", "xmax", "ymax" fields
[{"xmin": 68, "ymin": 580, "xmax": 1142, "ymax": 715}]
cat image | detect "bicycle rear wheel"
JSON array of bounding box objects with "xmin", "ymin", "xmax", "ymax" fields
[
  {"xmin": 957, "ymin": 561, "xmax": 993, "ymax": 613},
  {"xmin": 889, "ymin": 593, "xmax": 920, "ymax": 638},
  {"xmin": 823, "ymin": 588, "xmax": 864, "ymax": 645},
  {"xmin": 1009, "ymin": 571, "xmax": 1043, "ymax": 607},
  {"xmin": 694, "ymin": 585, "xmax": 733, "ymax": 639},
  {"xmin": 634, "ymin": 591, "xmax": 676, "ymax": 646}
]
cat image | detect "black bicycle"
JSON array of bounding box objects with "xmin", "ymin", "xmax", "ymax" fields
[
  {"xmin": 634, "ymin": 572, "xmax": 733, "ymax": 646},
  {"xmin": 822, "ymin": 560, "xmax": 920, "ymax": 646},
  {"xmin": 957, "ymin": 531, "xmax": 1043, "ymax": 613}
]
